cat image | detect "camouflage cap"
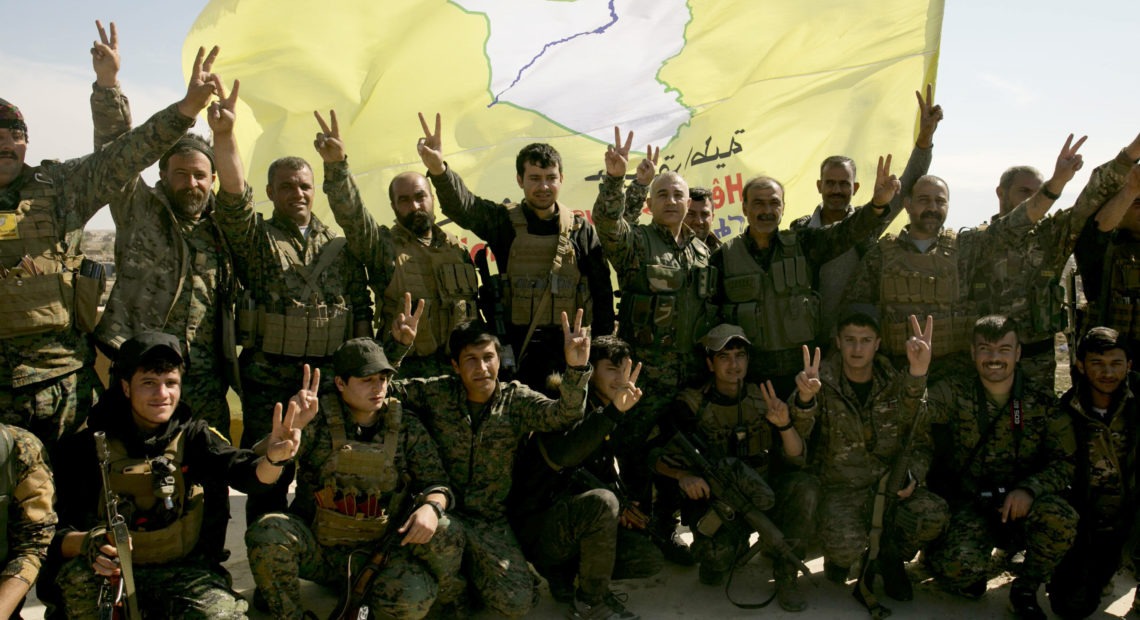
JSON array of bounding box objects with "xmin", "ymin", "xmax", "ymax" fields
[
  {"xmin": 115, "ymin": 331, "xmax": 185, "ymax": 377},
  {"xmin": 701, "ymin": 324, "xmax": 752, "ymax": 352},
  {"xmin": 334, "ymin": 338, "xmax": 395, "ymax": 378},
  {"xmin": 0, "ymin": 99, "xmax": 27, "ymax": 135}
]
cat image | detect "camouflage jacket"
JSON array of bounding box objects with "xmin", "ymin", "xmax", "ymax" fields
[
  {"xmin": 792, "ymin": 353, "xmax": 930, "ymax": 489},
  {"xmin": 1060, "ymin": 375, "xmax": 1140, "ymax": 523},
  {"xmin": 392, "ymin": 366, "xmax": 591, "ymax": 520},
  {"xmin": 927, "ymin": 369, "xmax": 1075, "ymax": 505},
  {"xmin": 0, "ymin": 424, "xmax": 56, "ymax": 586},
  {"xmin": 290, "ymin": 392, "xmax": 450, "ymax": 528},
  {"xmin": 214, "ymin": 184, "xmax": 372, "ymax": 385},
  {"xmin": 970, "ymin": 151, "xmax": 1135, "ymax": 343},
  {"xmin": 0, "ymin": 86, "xmax": 194, "ymax": 388}
]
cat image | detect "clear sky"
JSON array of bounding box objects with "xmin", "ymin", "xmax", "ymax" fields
[{"xmin": 2, "ymin": 0, "xmax": 1137, "ymax": 230}]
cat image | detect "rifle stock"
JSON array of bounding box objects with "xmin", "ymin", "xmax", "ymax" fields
[
  {"xmin": 474, "ymin": 247, "xmax": 516, "ymax": 373},
  {"xmin": 328, "ymin": 499, "xmax": 416, "ymax": 620},
  {"xmin": 93, "ymin": 431, "xmax": 140, "ymax": 620}
]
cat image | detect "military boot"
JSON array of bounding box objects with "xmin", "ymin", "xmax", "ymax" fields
[
  {"xmin": 877, "ymin": 551, "xmax": 913, "ymax": 601},
  {"xmin": 824, "ymin": 560, "xmax": 850, "ymax": 584},
  {"xmin": 774, "ymin": 560, "xmax": 807, "ymax": 612},
  {"xmin": 1009, "ymin": 578, "xmax": 1046, "ymax": 620}
]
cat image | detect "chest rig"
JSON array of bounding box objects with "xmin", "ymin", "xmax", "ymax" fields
[
  {"xmin": 504, "ymin": 204, "xmax": 591, "ymax": 328},
  {"xmin": 680, "ymin": 385, "xmax": 774, "ymax": 475},
  {"xmin": 971, "ymin": 227, "xmax": 1065, "ymax": 342},
  {"xmin": 1091, "ymin": 234, "xmax": 1140, "ymax": 341}
]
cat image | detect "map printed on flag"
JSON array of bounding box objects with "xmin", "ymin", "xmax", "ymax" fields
[{"xmin": 185, "ymin": 0, "xmax": 942, "ymax": 258}]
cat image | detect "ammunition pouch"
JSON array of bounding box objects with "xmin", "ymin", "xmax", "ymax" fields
[
  {"xmin": 251, "ymin": 301, "xmax": 352, "ymax": 358},
  {"xmin": 618, "ymin": 265, "xmax": 713, "ymax": 350},
  {"xmin": 130, "ymin": 485, "xmax": 204, "ymax": 565},
  {"xmin": 883, "ymin": 313, "xmax": 973, "ymax": 358},
  {"xmin": 313, "ymin": 505, "xmax": 391, "ymax": 547},
  {"xmin": 720, "ymin": 236, "xmax": 817, "ymax": 351}
]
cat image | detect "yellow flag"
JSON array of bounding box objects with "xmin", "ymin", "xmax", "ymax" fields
[{"xmin": 185, "ymin": 0, "xmax": 942, "ymax": 251}]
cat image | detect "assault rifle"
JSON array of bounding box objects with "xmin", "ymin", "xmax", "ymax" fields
[
  {"xmin": 672, "ymin": 432, "xmax": 811, "ymax": 579},
  {"xmin": 571, "ymin": 465, "xmax": 656, "ymax": 535},
  {"xmin": 473, "ymin": 247, "xmax": 516, "ymax": 374},
  {"xmin": 93, "ymin": 431, "xmax": 141, "ymax": 620},
  {"xmin": 328, "ymin": 498, "xmax": 416, "ymax": 620}
]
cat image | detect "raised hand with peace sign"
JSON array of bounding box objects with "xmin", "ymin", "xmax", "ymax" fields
[
  {"xmin": 178, "ymin": 45, "xmax": 221, "ymax": 119},
  {"xmin": 313, "ymin": 110, "xmax": 346, "ymax": 163},
  {"xmin": 872, "ymin": 154, "xmax": 901, "ymax": 208},
  {"xmin": 635, "ymin": 145, "xmax": 660, "ymax": 186},
  {"xmin": 795, "ymin": 345, "xmax": 822, "ymax": 404},
  {"xmin": 605, "ymin": 126, "xmax": 634, "ymax": 179},
  {"xmin": 905, "ymin": 314, "xmax": 934, "ymax": 377},
  {"xmin": 391, "ymin": 292, "xmax": 426, "ymax": 347},
  {"xmin": 91, "ymin": 20, "xmax": 120, "ymax": 88},
  {"xmin": 287, "ymin": 363, "xmax": 321, "ymax": 432},
  {"xmin": 417, "ymin": 112, "xmax": 446, "ymax": 176},
  {"xmin": 610, "ymin": 357, "xmax": 644, "ymax": 413},
  {"xmin": 562, "ymin": 308, "xmax": 591, "ymax": 368},
  {"xmin": 915, "ymin": 84, "xmax": 943, "ymax": 149}
]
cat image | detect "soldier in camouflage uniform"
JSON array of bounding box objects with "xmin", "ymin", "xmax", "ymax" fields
[
  {"xmin": 246, "ymin": 337, "xmax": 464, "ymax": 620},
  {"xmin": 312, "ymin": 110, "xmax": 474, "ymax": 381},
  {"xmin": 925, "ymin": 315, "xmax": 1078, "ymax": 619},
  {"xmin": 0, "ymin": 26, "xmax": 209, "ymax": 452},
  {"xmin": 210, "ymin": 98, "xmax": 372, "ymax": 525},
  {"xmin": 52, "ymin": 331, "xmax": 301, "ymax": 619},
  {"xmin": 653, "ymin": 324, "xmax": 819, "ymax": 612},
  {"xmin": 90, "ymin": 48, "xmax": 240, "ymax": 437},
  {"xmin": 416, "ymin": 112, "xmax": 615, "ymax": 393},
  {"xmin": 791, "ymin": 310, "xmax": 948, "ymax": 605},
  {"xmin": 844, "ymin": 135, "xmax": 1089, "ymax": 376},
  {"xmin": 0, "ymin": 423, "xmax": 57, "ymax": 617},
  {"xmin": 684, "ymin": 187, "xmax": 721, "ymax": 252},
  {"xmin": 391, "ymin": 315, "xmax": 593, "ymax": 617},
  {"xmin": 970, "ymin": 135, "xmax": 1140, "ymax": 390},
  {"xmin": 1043, "ymin": 327, "xmax": 1140, "ymax": 618},
  {"xmin": 508, "ymin": 335, "xmax": 655, "ymax": 620}
]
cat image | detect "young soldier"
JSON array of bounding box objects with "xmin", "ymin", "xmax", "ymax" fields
[
  {"xmin": 392, "ymin": 313, "xmax": 592, "ymax": 617},
  {"xmin": 1046, "ymin": 327, "xmax": 1140, "ymax": 618},
  {"xmin": 792, "ymin": 310, "xmax": 948, "ymax": 606},
  {"xmin": 925, "ymin": 316, "xmax": 1078, "ymax": 619},
  {"xmin": 508, "ymin": 335, "xmax": 656, "ymax": 619},
  {"xmin": 653, "ymin": 324, "xmax": 819, "ymax": 612},
  {"xmin": 51, "ymin": 332, "xmax": 301, "ymax": 618}
]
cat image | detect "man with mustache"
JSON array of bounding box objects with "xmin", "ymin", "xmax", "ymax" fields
[
  {"xmin": 0, "ymin": 23, "xmax": 218, "ymax": 456},
  {"xmin": 313, "ymin": 110, "xmax": 478, "ymax": 381},
  {"xmin": 924, "ymin": 315, "xmax": 1078, "ymax": 619},
  {"xmin": 416, "ymin": 112, "xmax": 615, "ymax": 395},
  {"xmin": 208, "ymin": 96, "xmax": 373, "ymax": 529},
  {"xmin": 790, "ymin": 86, "xmax": 942, "ymax": 340},
  {"xmin": 844, "ymin": 135, "xmax": 1088, "ymax": 373},
  {"xmin": 684, "ymin": 186, "xmax": 720, "ymax": 252},
  {"xmin": 969, "ymin": 135, "xmax": 1140, "ymax": 391}
]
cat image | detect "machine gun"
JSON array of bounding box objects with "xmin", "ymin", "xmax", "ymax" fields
[
  {"xmin": 473, "ymin": 246, "xmax": 516, "ymax": 375},
  {"xmin": 328, "ymin": 498, "xmax": 416, "ymax": 620},
  {"xmin": 93, "ymin": 431, "xmax": 140, "ymax": 620}
]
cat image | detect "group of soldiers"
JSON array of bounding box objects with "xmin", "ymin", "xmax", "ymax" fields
[{"xmin": 1, "ymin": 21, "xmax": 1139, "ymax": 620}]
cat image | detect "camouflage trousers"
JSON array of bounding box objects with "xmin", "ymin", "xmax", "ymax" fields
[
  {"xmin": 1046, "ymin": 521, "xmax": 1132, "ymax": 618},
  {"xmin": 0, "ymin": 365, "xmax": 100, "ymax": 456},
  {"xmin": 689, "ymin": 470, "xmax": 819, "ymax": 578},
  {"xmin": 245, "ymin": 512, "xmax": 465, "ymax": 620},
  {"xmin": 180, "ymin": 365, "xmax": 232, "ymax": 439},
  {"xmin": 58, "ymin": 555, "xmax": 246, "ymax": 619},
  {"xmin": 926, "ymin": 493, "xmax": 1078, "ymax": 588},
  {"xmin": 818, "ymin": 485, "xmax": 950, "ymax": 569},
  {"xmin": 451, "ymin": 514, "xmax": 538, "ymax": 617},
  {"xmin": 523, "ymin": 489, "xmax": 620, "ymax": 603}
]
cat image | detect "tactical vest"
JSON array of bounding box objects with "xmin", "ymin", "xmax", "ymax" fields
[
  {"xmin": 878, "ymin": 230, "xmax": 973, "ymax": 357},
  {"xmin": 719, "ymin": 232, "xmax": 818, "ymax": 352},
  {"xmin": 617, "ymin": 226, "xmax": 713, "ymax": 352},
  {"xmin": 100, "ymin": 430, "xmax": 205, "ymax": 565},
  {"xmin": 1089, "ymin": 234, "xmax": 1140, "ymax": 341},
  {"xmin": 382, "ymin": 229, "xmax": 479, "ymax": 357},
  {"xmin": 0, "ymin": 175, "xmax": 102, "ymax": 339},
  {"xmin": 0, "ymin": 427, "xmax": 14, "ymax": 566},
  {"xmin": 238, "ymin": 236, "xmax": 352, "ymax": 358},
  {"xmin": 680, "ymin": 384, "xmax": 773, "ymax": 475},
  {"xmin": 312, "ymin": 394, "xmax": 404, "ymax": 547},
  {"xmin": 971, "ymin": 229, "xmax": 1065, "ymax": 342},
  {"xmin": 503, "ymin": 204, "xmax": 592, "ymax": 328}
]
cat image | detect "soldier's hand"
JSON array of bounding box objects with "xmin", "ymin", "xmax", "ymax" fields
[
  {"xmin": 871, "ymin": 154, "xmax": 901, "ymax": 207},
  {"xmin": 635, "ymin": 145, "xmax": 660, "ymax": 186},
  {"xmin": 1048, "ymin": 133, "xmax": 1088, "ymax": 190},
  {"xmin": 679, "ymin": 475, "xmax": 710, "ymax": 500},
  {"xmin": 620, "ymin": 502, "xmax": 650, "ymax": 529},
  {"xmin": 794, "ymin": 345, "xmax": 822, "ymax": 403},
  {"xmin": 289, "ymin": 363, "xmax": 321, "ymax": 431},
  {"xmin": 398, "ymin": 503, "xmax": 439, "ymax": 545},
  {"xmin": 91, "ymin": 20, "xmax": 120, "ymax": 88},
  {"xmin": 207, "ymin": 79, "xmax": 240, "ymax": 137},
  {"xmin": 1125, "ymin": 164, "xmax": 1140, "ymax": 196},
  {"xmin": 915, "ymin": 84, "xmax": 943, "ymax": 148},
  {"xmin": 391, "ymin": 292, "xmax": 425, "ymax": 347},
  {"xmin": 91, "ymin": 542, "xmax": 122, "ymax": 578},
  {"xmin": 562, "ymin": 309, "xmax": 591, "ymax": 368},
  {"xmin": 266, "ymin": 400, "xmax": 302, "ymax": 463},
  {"xmin": 897, "ymin": 475, "xmax": 917, "ymax": 499},
  {"xmin": 178, "ymin": 45, "xmax": 221, "ymax": 119},
  {"xmin": 417, "ymin": 112, "xmax": 446, "ymax": 176},
  {"xmin": 760, "ymin": 380, "xmax": 792, "ymax": 429},
  {"xmin": 611, "ymin": 357, "xmax": 643, "ymax": 413},
  {"xmin": 1000, "ymin": 488, "xmax": 1035, "ymax": 523},
  {"xmin": 313, "ymin": 110, "xmax": 346, "ymax": 163},
  {"xmin": 905, "ymin": 314, "xmax": 934, "ymax": 376},
  {"xmin": 605, "ymin": 126, "xmax": 634, "ymax": 179}
]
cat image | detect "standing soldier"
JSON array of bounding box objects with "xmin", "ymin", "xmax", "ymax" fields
[
  {"xmin": 685, "ymin": 187, "xmax": 721, "ymax": 252},
  {"xmin": 392, "ymin": 314, "xmax": 592, "ymax": 617},
  {"xmin": 246, "ymin": 332, "xmax": 466, "ymax": 620},
  {"xmin": 925, "ymin": 315, "xmax": 1078, "ymax": 619},
  {"xmin": 0, "ymin": 25, "xmax": 211, "ymax": 451},
  {"xmin": 312, "ymin": 110, "xmax": 476, "ymax": 380},
  {"xmin": 792, "ymin": 311, "xmax": 948, "ymax": 608},
  {"xmin": 416, "ymin": 112, "xmax": 615, "ymax": 392},
  {"xmin": 970, "ymin": 134, "xmax": 1140, "ymax": 389},
  {"xmin": 845, "ymin": 135, "xmax": 1088, "ymax": 373},
  {"xmin": 1045, "ymin": 327, "xmax": 1140, "ymax": 618},
  {"xmin": 210, "ymin": 95, "xmax": 372, "ymax": 525}
]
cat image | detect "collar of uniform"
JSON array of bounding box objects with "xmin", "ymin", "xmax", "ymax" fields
[
  {"xmin": 741, "ymin": 226, "xmax": 788, "ymax": 253},
  {"xmin": 520, "ymin": 201, "xmax": 565, "ymax": 231},
  {"xmin": 896, "ymin": 225, "xmax": 944, "ymax": 252},
  {"xmin": 650, "ymin": 220, "xmax": 694, "ymax": 248},
  {"xmin": 269, "ymin": 209, "xmax": 324, "ymax": 239},
  {"xmin": 808, "ymin": 202, "xmax": 853, "ymax": 228},
  {"xmin": 392, "ymin": 221, "xmax": 442, "ymax": 247},
  {"xmin": 1069, "ymin": 372, "xmax": 1138, "ymax": 423}
]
